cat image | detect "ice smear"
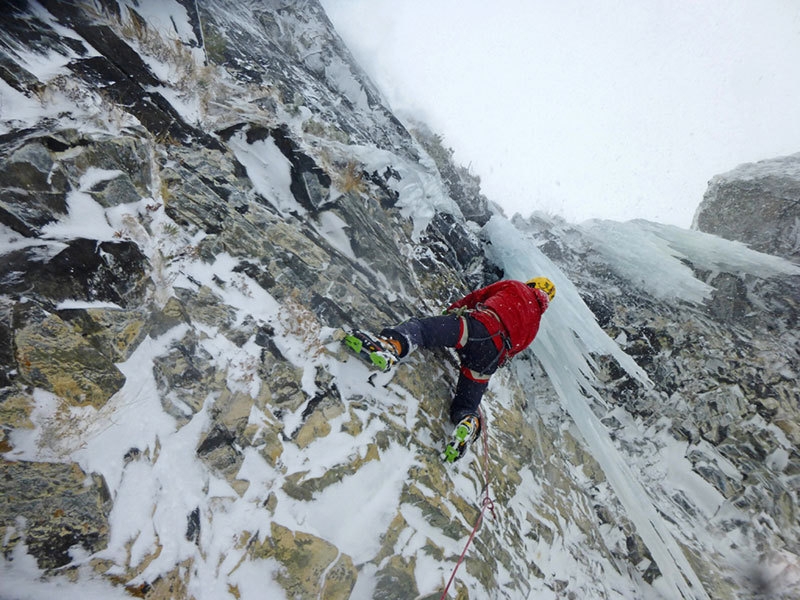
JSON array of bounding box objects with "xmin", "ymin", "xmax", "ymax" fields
[
  {"xmin": 228, "ymin": 130, "xmax": 303, "ymax": 217},
  {"xmin": 347, "ymin": 144, "xmax": 460, "ymax": 239},
  {"xmin": 73, "ymin": 327, "xmax": 188, "ymax": 496},
  {"xmin": 484, "ymin": 215, "xmax": 709, "ymax": 600},
  {"xmin": 315, "ymin": 210, "xmax": 356, "ymax": 259},
  {"xmin": 117, "ymin": 0, "xmax": 198, "ymax": 44},
  {"xmin": 0, "ymin": 79, "xmax": 47, "ymax": 133},
  {"xmin": 1, "ymin": 45, "xmax": 73, "ymax": 82},
  {"xmin": 325, "ymin": 56, "xmax": 370, "ymax": 111},
  {"xmin": 582, "ymin": 219, "xmax": 800, "ymax": 303},
  {"xmin": 2, "ymin": 389, "xmax": 66, "ymax": 463}
]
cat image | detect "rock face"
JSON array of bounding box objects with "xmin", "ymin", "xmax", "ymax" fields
[
  {"xmin": 693, "ymin": 153, "xmax": 800, "ymax": 262},
  {"xmin": 0, "ymin": 2, "xmax": 798, "ymax": 600},
  {"xmin": 0, "ymin": 459, "xmax": 111, "ymax": 569}
]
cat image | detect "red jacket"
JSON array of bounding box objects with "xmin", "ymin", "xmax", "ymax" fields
[{"xmin": 448, "ymin": 280, "xmax": 549, "ymax": 358}]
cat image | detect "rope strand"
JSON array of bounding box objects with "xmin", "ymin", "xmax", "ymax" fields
[{"xmin": 440, "ymin": 408, "xmax": 495, "ymax": 599}]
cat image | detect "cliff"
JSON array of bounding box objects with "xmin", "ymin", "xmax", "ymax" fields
[{"xmin": 1, "ymin": 2, "xmax": 799, "ymax": 599}]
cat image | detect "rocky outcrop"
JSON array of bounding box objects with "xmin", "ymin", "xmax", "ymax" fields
[
  {"xmin": 248, "ymin": 523, "xmax": 357, "ymax": 599},
  {"xmin": 693, "ymin": 153, "xmax": 800, "ymax": 262},
  {"xmin": 0, "ymin": 459, "xmax": 111, "ymax": 569}
]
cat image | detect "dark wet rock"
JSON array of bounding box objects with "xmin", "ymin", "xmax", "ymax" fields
[
  {"xmin": 0, "ymin": 459, "xmax": 111, "ymax": 570},
  {"xmin": 0, "ymin": 141, "xmax": 69, "ymax": 236},
  {"xmin": 5, "ymin": 238, "xmax": 150, "ymax": 307}
]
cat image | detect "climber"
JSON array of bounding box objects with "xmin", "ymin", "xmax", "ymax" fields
[{"xmin": 378, "ymin": 277, "xmax": 555, "ymax": 460}]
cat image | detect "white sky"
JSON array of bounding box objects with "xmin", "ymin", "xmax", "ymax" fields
[{"xmin": 320, "ymin": 0, "xmax": 800, "ymax": 227}]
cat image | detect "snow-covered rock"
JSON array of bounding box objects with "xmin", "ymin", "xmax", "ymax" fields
[
  {"xmin": 0, "ymin": 2, "xmax": 798, "ymax": 599},
  {"xmin": 693, "ymin": 153, "xmax": 800, "ymax": 262}
]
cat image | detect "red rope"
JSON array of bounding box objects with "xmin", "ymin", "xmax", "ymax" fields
[{"xmin": 440, "ymin": 408, "xmax": 495, "ymax": 599}]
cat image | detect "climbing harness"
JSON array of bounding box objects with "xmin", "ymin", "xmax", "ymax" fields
[{"xmin": 456, "ymin": 304, "xmax": 513, "ymax": 376}]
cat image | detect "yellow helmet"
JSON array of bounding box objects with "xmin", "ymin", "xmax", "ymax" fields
[{"xmin": 526, "ymin": 277, "xmax": 556, "ymax": 301}]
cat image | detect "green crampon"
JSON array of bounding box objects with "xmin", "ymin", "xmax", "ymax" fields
[
  {"xmin": 443, "ymin": 422, "xmax": 473, "ymax": 463},
  {"xmin": 443, "ymin": 444, "xmax": 460, "ymax": 462},
  {"xmin": 342, "ymin": 332, "xmax": 390, "ymax": 371}
]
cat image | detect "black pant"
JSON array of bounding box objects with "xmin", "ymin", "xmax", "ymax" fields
[{"xmin": 382, "ymin": 315, "xmax": 501, "ymax": 423}]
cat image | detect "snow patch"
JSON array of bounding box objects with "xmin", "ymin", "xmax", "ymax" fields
[
  {"xmin": 40, "ymin": 192, "xmax": 118, "ymax": 241},
  {"xmin": 229, "ymin": 130, "xmax": 303, "ymax": 217}
]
